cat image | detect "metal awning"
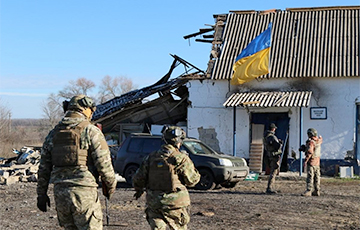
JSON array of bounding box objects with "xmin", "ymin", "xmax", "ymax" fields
[{"xmin": 223, "ymin": 91, "xmax": 312, "ymax": 108}]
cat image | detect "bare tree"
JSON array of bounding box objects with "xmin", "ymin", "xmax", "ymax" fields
[
  {"xmin": 58, "ymin": 77, "xmax": 96, "ymax": 99},
  {"xmin": 0, "ymin": 98, "xmax": 11, "ymax": 133},
  {"xmin": 0, "ymin": 98, "xmax": 12, "ymax": 156},
  {"xmin": 42, "ymin": 78, "xmax": 96, "ymax": 124},
  {"xmin": 41, "ymin": 75, "xmax": 137, "ymax": 123},
  {"xmin": 42, "ymin": 93, "xmax": 63, "ymax": 128},
  {"xmin": 99, "ymin": 75, "xmax": 137, "ymax": 103}
]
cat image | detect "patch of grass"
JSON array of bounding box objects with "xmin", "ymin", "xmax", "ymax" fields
[{"xmin": 322, "ymin": 176, "xmax": 360, "ymax": 185}]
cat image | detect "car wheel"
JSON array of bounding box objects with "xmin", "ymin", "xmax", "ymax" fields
[
  {"xmin": 221, "ymin": 182, "xmax": 238, "ymax": 188},
  {"xmin": 124, "ymin": 165, "xmax": 139, "ymax": 185},
  {"xmin": 196, "ymin": 169, "xmax": 216, "ymax": 190}
]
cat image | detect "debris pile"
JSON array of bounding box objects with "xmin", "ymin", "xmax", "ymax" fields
[{"xmin": 0, "ymin": 146, "xmax": 41, "ymax": 185}]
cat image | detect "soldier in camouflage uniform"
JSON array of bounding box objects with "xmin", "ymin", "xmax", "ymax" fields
[
  {"xmin": 264, "ymin": 123, "xmax": 282, "ymax": 194},
  {"xmin": 37, "ymin": 95, "xmax": 117, "ymax": 230},
  {"xmin": 302, "ymin": 128, "xmax": 322, "ymax": 197},
  {"xmin": 132, "ymin": 126, "xmax": 200, "ymax": 230}
]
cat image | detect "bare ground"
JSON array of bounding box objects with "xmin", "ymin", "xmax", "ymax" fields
[{"xmin": 1, "ymin": 174, "xmax": 360, "ymax": 230}]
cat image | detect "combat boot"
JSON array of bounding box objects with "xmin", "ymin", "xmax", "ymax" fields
[
  {"xmin": 266, "ymin": 189, "xmax": 277, "ymax": 194},
  {"xmin": 301, "ymin": 190, "xmax": 312, "ymax": 196},
  {"xmin": 312, "ymin": 190, "xmax": 320, "ymax": 196}
]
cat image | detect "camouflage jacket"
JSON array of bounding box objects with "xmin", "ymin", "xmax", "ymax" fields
[
  {"xmin": 264, "ymin": 130, "xmax": 282, "ymax": 157},
  {"xmin": 37, "ymin": 111, "xmax": 117, "ymax": 195},
  {"xmin": 132, "ymin": 144, "xmax": 200, "ymax": 210},
  {"xmin": 305, "ymin": 136, "xmax": 322, "ymax": 166}
]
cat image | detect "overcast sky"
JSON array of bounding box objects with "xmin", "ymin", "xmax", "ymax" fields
[{"xmin": 1, "ymin": 0, "xmax": 359, "ymax": 119}]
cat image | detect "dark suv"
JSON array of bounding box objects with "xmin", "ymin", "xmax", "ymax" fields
[{"xmin": 114, "ymin": 133, "xmax": 249, "ymax": 190}]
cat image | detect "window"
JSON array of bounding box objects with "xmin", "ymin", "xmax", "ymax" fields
[
  {"xmin": 143, "ymin": 138, "xmax": 162, "ymax": 154},
  {"xmin": 127, "ymin": 138, "xmax": 143, "ymax": 153},
  {"xmin": 183, "ymin": 141, "xmax": 215, "ymax": 155}
]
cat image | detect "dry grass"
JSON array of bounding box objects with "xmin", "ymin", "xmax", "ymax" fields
[{"xmin": 0, "ymin": 119, "xmax": 50, "ymax": 158}]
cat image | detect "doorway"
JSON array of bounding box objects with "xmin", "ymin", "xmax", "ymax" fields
[{"xmin": 251, "ymin": 112, "xmax": 290, "ymax": 172}]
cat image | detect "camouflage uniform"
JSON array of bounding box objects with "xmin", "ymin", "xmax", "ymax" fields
[
  {"xmin": 303, "ymin": 129, "xmax": 322, "ymax": 197},
  {"xmin": 133, "ymin": 143, "xmax": 200, "ymax": 230},
  {"xmin": 264, "ymin": 127, "xmax": 282, "ymax": 194},
  {"xmin": 37, "ymin": 110, "xmax": 117, "ymax": 230}
]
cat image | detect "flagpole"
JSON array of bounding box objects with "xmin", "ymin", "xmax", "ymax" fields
[{"xmin": 268, "ymin": 22, "xmax": 272, "ymax": 79}]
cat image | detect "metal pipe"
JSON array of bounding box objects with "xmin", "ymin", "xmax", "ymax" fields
[
  {"xmin": 356, "ymin": 104, "xmax": 360, "ymax": 174},
  {"xmin": 299, "ymin": 107, "xmax": 303, "ymax": 176},
  {"xmin": 233, "ymin": 106, "xmax": 236, "ymax": 156}
]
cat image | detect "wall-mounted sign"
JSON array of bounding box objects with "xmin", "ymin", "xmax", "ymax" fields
[{"xmin": 310, "ymin": 107, "xmax": 327, "ymax": 119}]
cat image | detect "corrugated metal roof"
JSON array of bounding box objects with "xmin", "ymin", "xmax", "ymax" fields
[
  {"xmin": 223, "ymin": 91, "xmax": 312, "ymax": 107},
  {"xmin": 92, "ymin": 77, "xmax": 187, "ymax": 121},
  {"xmin": 212, "ymin": 6, "xmax": 360, "ymax": 80}
]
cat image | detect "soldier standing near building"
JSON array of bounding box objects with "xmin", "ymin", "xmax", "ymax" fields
[
  {"xmin": 302, "ymin": 128, "xmax": 322, "ymax": 197},
  {"xmin": 132, "ymin": 126, "xmax": 200, "ymax": 230},
  {"xmin": 37, "ymin": 95, "xmax": 117, "ymax": 229},
  {"xmin": 264, "ymin": 123, "xmax": 282, "ymax": 194}
]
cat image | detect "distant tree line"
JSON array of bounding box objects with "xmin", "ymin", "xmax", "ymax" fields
[{"xmin": 0, "ymin": 76, "xmax": 137, "ymax": 158}]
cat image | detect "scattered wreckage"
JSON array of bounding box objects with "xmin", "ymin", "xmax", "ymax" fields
[{"xmin": 0, "ymin": 146, "xmax": 41, "ymax": 185}]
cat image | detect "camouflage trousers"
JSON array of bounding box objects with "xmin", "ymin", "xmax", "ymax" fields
[
  {"xmin": 146, "ymin": 206, "xmax": 190, "ymax": 230},
  {"xmin": 54, "ymin": 184, "xmax": 103, "ymax": 230},
  {"xmin": 267, "ymin": 156, "xmax": 280, "ymax": 191},
  {"xmin": 306, "ymin": 165, "xmax": 321, "ymax": 192}
]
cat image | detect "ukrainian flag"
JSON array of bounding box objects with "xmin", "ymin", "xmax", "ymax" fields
[{"xmin": 231, "ymin": 22, "xmax": 272, "ymax": 85}]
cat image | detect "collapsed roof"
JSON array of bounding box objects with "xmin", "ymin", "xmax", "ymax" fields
[{"xmin": 92, "ymin": 54, "xmax": 206, "ymax": 134}]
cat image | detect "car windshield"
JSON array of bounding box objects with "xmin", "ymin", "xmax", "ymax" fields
[{"xmin": 182, "ymin": 141, "xmax": 217, "ymax": 155}]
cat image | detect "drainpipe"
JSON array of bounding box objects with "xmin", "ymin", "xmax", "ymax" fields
[
  {"xmin": 356, "ymin": 104, "xmax": 359, "ymax": 175},
  {"xmin": 233, "ymin": 106, "xmax": 236, "ymax": 156},
  {"xmin": 299, "ymin": 107, "xmax": 303, "ymax": 176}
]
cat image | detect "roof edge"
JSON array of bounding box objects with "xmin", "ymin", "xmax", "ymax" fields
[
  {"xmin": 286, "ymin": 5, "xmax": 360, "ymax": 12},
  {"xmin": 229, "ymin": 6, "xmax": 360, "ymax": 15}
]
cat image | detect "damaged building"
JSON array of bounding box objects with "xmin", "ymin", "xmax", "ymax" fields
[
  {"xmin": 93, "ymin": 6, "xmax": 360, "ymax": 176},
  {"xmin": 92, "ymin": 54, "xmax": 206, "ymax": 143},
  {"xmin": 183, "ymin": 6, "xmax": 360, "ymax": 175}
]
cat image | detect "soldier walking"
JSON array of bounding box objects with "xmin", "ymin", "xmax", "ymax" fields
[
  {"xmin": 264, "ymin": 123, "xmax": 282, "ymax": 194},
  {"xmin": 132, "ymin": 126, "xmax": 200, "ymax": 230},
  {"xmin": 37, "ymin": 95, "xmax": 117, "ymax": 229},
  {"xmin": 302, "ymin": 128, "xmax": 322, "ymax": 196}
]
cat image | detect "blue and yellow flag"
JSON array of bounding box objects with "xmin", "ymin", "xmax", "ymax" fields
[{"xmin": 231, "ymin": 23, "xmax": 272, "ymax": 85}]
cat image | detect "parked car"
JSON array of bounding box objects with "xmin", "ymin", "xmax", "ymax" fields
[{"xmin": 114, "ymin": 133, "xmax": 249, "ymax": 190}]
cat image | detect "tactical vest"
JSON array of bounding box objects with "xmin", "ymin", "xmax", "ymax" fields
[
  {"xmin": 147, "ymin": 148, "xmax": 183, "ymax": 192},
  {"xmin": 314, "ymin": 141, "xmax": 321, "ymax": 158},
  {"xmin": 264, "ymin": 133, "xmax": 281, "ymax": 155},
  {"xmin": 51, "ymin": 120, "xmax": 90, "ymax": 167},
  {"xmin": 307, "ymin": 139, "xmax": 321, "ymax": 158}
]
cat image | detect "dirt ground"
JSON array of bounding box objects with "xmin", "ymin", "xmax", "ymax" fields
[{"xmin": 1, "ymin": 174, "xmax": 360, "ymax": 230}]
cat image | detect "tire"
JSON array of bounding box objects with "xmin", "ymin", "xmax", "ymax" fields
[
  {"xmin": 195, "ymin": 169, "xmax": 216, "ymax": 190},
  {"xmin": 124, "ymin": 165, "xmax": 139, "ymax": 185}
]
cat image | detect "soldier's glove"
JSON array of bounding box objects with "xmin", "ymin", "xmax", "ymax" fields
[
  {"xmin": 102, "ymin": 179, "xmax": 117, "ymax": 200},
  {"xmin": 133, "ymin": 190, "xmax": 143, "ymax": 200},
  {"xmin": 37, "ymin": 194, "xmax": 50, "ymax": 212},
  {"xmin": 299, "ymin": 144, "xmax": 306, "ymax": 152},
  {"xmin": 102, "ymin": 184, "xmax": 115, "ymax": 200}
]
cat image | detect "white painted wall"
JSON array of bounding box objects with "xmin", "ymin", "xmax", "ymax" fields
[{"xmin": 187, "ymin": 77, "xmax": 360, "ymax": 160}]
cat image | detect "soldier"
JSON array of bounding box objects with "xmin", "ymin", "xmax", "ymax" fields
[
  {"xmin": 264, "ymin": 123, "xmax": 282, "ymax": 194},
  {"xmin": 132, "ymin": 126, "xmax": 200, "ymax": 230},
  {"xmin": 36, "ymin": 95, "xmax": 117, "ymax": 230},
  {"xmin": 302, "ymin": 128, "xmax": 323, "ymax": 197}
]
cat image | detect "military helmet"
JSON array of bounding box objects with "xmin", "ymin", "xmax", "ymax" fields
[
  {"xmin": 269, "ymin": 123, "xmax": 277, "ymax": 129},
  {"xmin": 67, "ymin": 95, "xmax": 96, "ymax": 112},
  {"xmin": 161, "ymin": 126, "xmax": 186, "ymax": 147},
  {"xmin": 307, "ymin": 128, "xmax": 318, "ymax": 138}
]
